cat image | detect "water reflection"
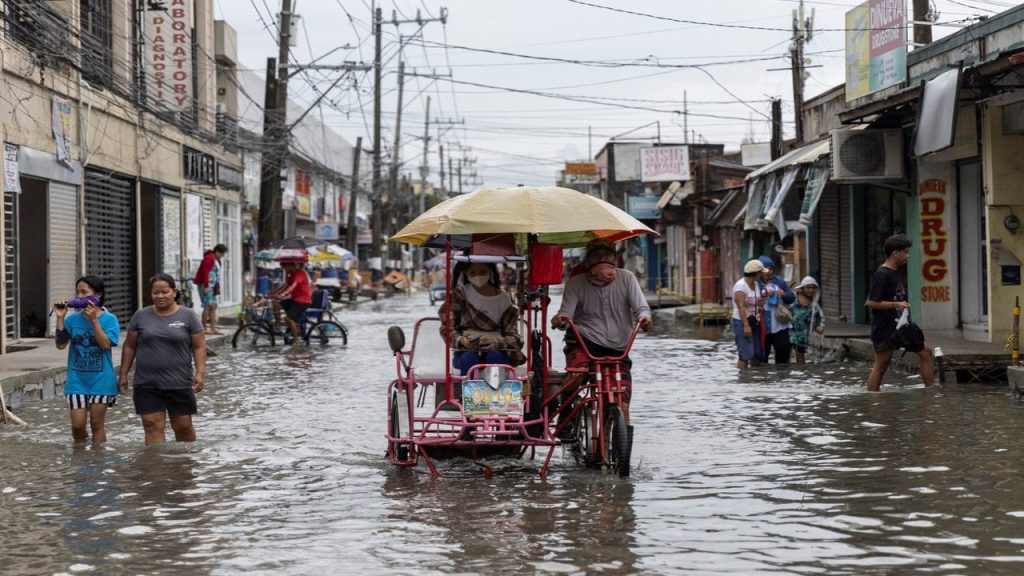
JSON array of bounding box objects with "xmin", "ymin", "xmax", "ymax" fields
[{"xmin": 4, "ymin": 293, "xmax": 1024, "ymax": 574}]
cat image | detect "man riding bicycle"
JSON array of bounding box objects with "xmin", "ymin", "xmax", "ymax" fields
[{"xmin": 551, "ymin": 239, "xmax": 652, "ymax": 438}]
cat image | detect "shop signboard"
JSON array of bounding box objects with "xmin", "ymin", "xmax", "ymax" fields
[
  {"xmin": 627, "ymin": 194, "xmax": 661, "ymax": 220},
  {"xmin": 143, "ymin": 0, "xmax": 194, "ymax": 111},
  {"xmin": 845, "ymin": 0, "xmax": 907, "ymax": 101},
  {"xmin": 640, "ymin": 146, "xmax": 690, "ymax": 182}
]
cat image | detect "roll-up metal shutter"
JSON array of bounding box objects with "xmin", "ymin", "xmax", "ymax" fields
[
  {"xmin": 48, "ymin": 182, "xmax": 79, "ymax": 336},
  {"xmin": 4, "ymin": 191, "xmax": 18, "ymax": 342},
  {"xmin": 818, "ymin": 189, "xmax": 841, "ymax": 320},
  {"xmin": 84, "ymin": 169, "xmax": 136, "ymax": 325}
]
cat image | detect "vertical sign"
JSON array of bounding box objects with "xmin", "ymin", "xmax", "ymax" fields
[
  {"xmin": 144, "ymin": 0, "xmax": 193, "ymax": 112},
  {"xmin": 52, "ymin": 97, "xmax": 72, "ymax": 166},
  {"xmin": 3, "ymin": 144, "xmax": 20, "ymax": 194},
  {"xmin": 845, "ymin": 0, "xmax": 907, "ymax": 101},
  {"xmin": 919, "ymin": 177, "xmax": 951, "ymax": 302}
]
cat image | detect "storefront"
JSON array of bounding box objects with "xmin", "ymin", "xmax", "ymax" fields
[{"xmin": 84, "ymin": 167, "xmax": 137, "ymax": 325}]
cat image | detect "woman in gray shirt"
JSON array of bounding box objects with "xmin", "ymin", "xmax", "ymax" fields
[{"xmin": 118, "ymin": 273, "xmax": 206, "ymax": 446}]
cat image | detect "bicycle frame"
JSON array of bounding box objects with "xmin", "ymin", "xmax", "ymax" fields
[{"xmin": 548, "ymin": 317, "xmax": 642, "ymax": 469}]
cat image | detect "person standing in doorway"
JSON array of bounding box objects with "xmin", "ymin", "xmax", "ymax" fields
[
  {"xmin": 866, "ymin": 234, "xmax": 935, "ymax": 391},
  {"xmin": 119, "ymin": 274, "xmax": 206, "ymax": 445},
  {"xmin": 54, "ymin": 276, "xmax": 120, "ymax": 444},
  {"xmin": 194, "ymin": 244, "xmax": 228, "ymax": 335}
]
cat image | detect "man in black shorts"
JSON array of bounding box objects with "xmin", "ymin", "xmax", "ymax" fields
[{"xmin": 866, "ymin": 234, "xmax": 934, "ymax": 391}]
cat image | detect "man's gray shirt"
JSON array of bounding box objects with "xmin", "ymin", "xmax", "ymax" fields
[{"xmin": 557, "ymin": 268, "xmax": 651, "ymax": 350}]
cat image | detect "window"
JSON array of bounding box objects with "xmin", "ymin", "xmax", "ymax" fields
[
  {"xmin": 4, "ymin": 0, "xmax": 71, "ymax": 69},
  {"xmin": 80, "ymin": 0, "xmax": 113, "ymax": 88}
]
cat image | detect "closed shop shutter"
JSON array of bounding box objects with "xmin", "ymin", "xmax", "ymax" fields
[
  {"xmin": 85, "ymin": 169, "xmax": 136, "ymax": 325},
  {"xmin": 4, "ymin": 192, "xmax": 18, "ymax": 342},
  {"xmin": 818, "ymin": 189, "xmax": 841, "ymax": 320},
  {"xmin": 839, "ymin": 186, "xmax": 852, "ymax": 319},
  {"xmin": 48, "ymin": 182, "xmax": 78, "ymax": 335}
]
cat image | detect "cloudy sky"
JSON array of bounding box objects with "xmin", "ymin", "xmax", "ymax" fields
[{"xmin": 216, "ymin": 0, "xmax": 1004, "ymax": 189}]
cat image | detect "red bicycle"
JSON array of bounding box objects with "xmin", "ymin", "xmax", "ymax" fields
[{"xmin": 550, "ymin": 317, "xmax": 644, "ymax": 478}]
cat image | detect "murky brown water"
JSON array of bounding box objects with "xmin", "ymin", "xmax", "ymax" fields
[{"xmin": 2, "ymin": 294, "xmax": 1024, "ymax": 575}]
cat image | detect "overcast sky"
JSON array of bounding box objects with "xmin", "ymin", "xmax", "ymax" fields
[{"xmin": 215, "ymin": 0, "xmax": 1001, "ymax": 189}]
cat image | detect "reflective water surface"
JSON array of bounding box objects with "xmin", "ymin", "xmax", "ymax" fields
[{"xmin": 3, "ymin": 294, "xmax": 1024, "ymax": 575}]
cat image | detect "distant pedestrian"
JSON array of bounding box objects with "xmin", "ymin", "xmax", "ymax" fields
[
  {"xmin": 757, "ymin": 255, "xmax": 796, "ymax": 364},
  {"xmin": 790, "ymin": 276, "xmax": 825, "ymax": 364},
  {"xmin": 866, "ymin": 234, "xmax": 935, "ymax": 391},
  {"xmin": 194, "ymin": 244, "xmax": 228, "ymax": 335},
  {"xmin": 119, "ymin": 274, "xmax": 206, "ymax": 445},
  {"xmin": 732, "ymin": 259, "xmax": 764, "ymax": 369},
  {"xmin": 54, "ymin": 276, "xmax": 120, "ymax": 444}
]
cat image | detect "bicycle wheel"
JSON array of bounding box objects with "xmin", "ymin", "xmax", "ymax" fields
[
  {"xmin": 306, "ymin": 320, "xmax": 348, "ymax": 346},
  {"xmin": 572, "ymin": 403, "xmax": 595, "ymax": 467},
  {"xmin": 232, "ymin": 322, "xmax": 276, "ymax": 349},
  {"xmin": 604, "ymin": 405, "xmax": 630, "ymax": 478}
]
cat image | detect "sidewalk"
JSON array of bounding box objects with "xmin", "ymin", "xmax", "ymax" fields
[{"xmin": 0, "ymin": 330, "xmax": 230, "ymax": 411}]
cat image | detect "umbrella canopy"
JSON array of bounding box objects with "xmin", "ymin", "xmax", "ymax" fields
[
  {"xmin": 391, "ymin": 186, "xmax": 655, "ymax": 247},
  {"xmin": 271, "ymin": 248, "xmax": 309, "ymax": 263},
  {"xmin": 266, "ymin": 236, "xmax": 326, "ymax": 250}
]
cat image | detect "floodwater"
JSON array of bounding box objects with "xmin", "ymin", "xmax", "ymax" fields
[{"xmin": 2, "ymin": 294, "xmax": 1024, "ymax": 575}]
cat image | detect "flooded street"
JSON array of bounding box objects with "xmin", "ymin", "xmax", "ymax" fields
[{"xmin": 3, "ymin": 294, "xmax": 1024, "ymax": 575}]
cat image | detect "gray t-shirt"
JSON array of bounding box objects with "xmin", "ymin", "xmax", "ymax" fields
[
  {"xmin": 557, "ymin": 268, "xmax": 651, "ymax": 350},
  {"xmin": 126, "ymin": 306, "xmax": 203, "ymax": 390}
]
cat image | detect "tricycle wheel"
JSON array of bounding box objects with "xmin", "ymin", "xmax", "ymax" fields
[
  {"xmin": 390, "ymin": 393, "xmax": 410, "ymax": 462},
  {"xmin": 307, "ymin": 320, "xmax": 348, "ymax": 346},
  {"xmin": 605, "ymin": 406, "xmax": 629, "ymax": 477}
]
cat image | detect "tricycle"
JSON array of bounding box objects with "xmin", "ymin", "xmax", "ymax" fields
[{"xmin": 384, "ymin": 185, "xmax": 654, "ymax": 478}]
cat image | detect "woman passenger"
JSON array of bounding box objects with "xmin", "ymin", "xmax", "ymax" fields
[{"xmin": 439, "ymin": 261, "xmax": 525, "ymax": 375}]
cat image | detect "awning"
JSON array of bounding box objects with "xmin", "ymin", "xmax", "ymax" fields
[
  {"xmin": 744, "ymin": 138, "xmax": 830, "ymax": 182},
  {"xmin": 740, "ymin": 136, "xmax": 835, "ymax": 237}
]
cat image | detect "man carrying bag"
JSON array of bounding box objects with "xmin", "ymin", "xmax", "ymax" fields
[{"xmin": 866, "ymin": 234, "xmax": 935, "ymax": 391}]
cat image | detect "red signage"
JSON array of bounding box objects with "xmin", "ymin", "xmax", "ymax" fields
[
  {"xmin": 144, "ymin": 0, "xmax": 193, "ymax": 112},
  {"xmin": 919, "ymin": 178, "xmax": 951, "ymax": 302}
]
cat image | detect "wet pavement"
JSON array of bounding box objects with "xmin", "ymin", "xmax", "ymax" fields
[{"xmin": 2, "ymin": 293, "xmax": 1024, "ymax": 575}]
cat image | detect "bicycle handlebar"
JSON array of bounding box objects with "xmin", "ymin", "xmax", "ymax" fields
[{"xmin": 554, "ymin": 316, "xmax": 646, "ymax": 362}]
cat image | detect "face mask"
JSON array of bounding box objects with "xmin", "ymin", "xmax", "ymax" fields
[{"xmin": 468, "ymin": 275, "xmax": 490, "ymax": 288}]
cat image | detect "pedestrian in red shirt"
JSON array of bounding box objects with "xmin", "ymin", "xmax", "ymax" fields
[{"xmin": 271, "ymin": 261, "xmax": 312, "ymax": 346}]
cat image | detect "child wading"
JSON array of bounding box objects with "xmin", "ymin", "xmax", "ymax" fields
[{"xmin": 54, "ymin": 276, "xmax": 120, "ymax": 444}]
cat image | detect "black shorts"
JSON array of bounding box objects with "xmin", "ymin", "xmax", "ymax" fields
[
  {"xmin": 872, "ymin": 330, "xmax": 926, "ymax": 354},
  {"xmin": 282, "ymin": 300, "xmax": 309, "ymax": 323},
  {"xmin": 133, "ymin": 387, "xmax": 197, "ymax": 416}
]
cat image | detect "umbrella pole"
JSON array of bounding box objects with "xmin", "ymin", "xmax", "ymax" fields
[{"xmin": 445, "ymin": 237, "xmax": 453, "ymax": 403}]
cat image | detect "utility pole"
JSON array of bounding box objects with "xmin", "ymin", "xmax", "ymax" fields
[
  {"xmin": 258, "ymin": 57, "xmax": 280, "ymax": 248},
  {"xmin": 438, "ymin": 142, "xmax": 445, "ymax": 199},
  {"xmin": 457, "ymin": 163, "xmax": 463, "ymax": 195},
  {"xmin": 683, "ymin": 91, "xmax": 688, "ymax": 143},
  {"xmin": 370, "ymin": 7, "xmax": 448, "ymax": 267},
  {"xmin": 790, "ymin": 0, "xmax": 813, "ymax": 144},
  {"xmin": 912, "ymin": 0, "xmax": 932, "ymax": 46},
  {"xmin": 448, "ymin": 156, "xmax": 453, "ymax": 196},
  {"xmin": 371, "ymin": 7, "xmax": 384, "ymax": 264},
  {"xmin": 770, "ymin": 98, "xmax": 783, "ymax": 160},
  {"xmin": 388, "ymin": 60, "xmax": 406, "ymax": 196},
  {"xmin": 418, "ymin": 95, "xmax": 432, "ymax": 218},
  {"xmin": 346, "ymin": 137, "xmax": 362, "ymax": 255},
  {"xmin": 276, "ymin": 0, "xmax": 294, "ymax": 239}
]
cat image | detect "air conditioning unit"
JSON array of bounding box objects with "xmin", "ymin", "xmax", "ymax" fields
[{"xmin": 830, "ymin": 128, "xmax": 904, "ymax": 182}]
